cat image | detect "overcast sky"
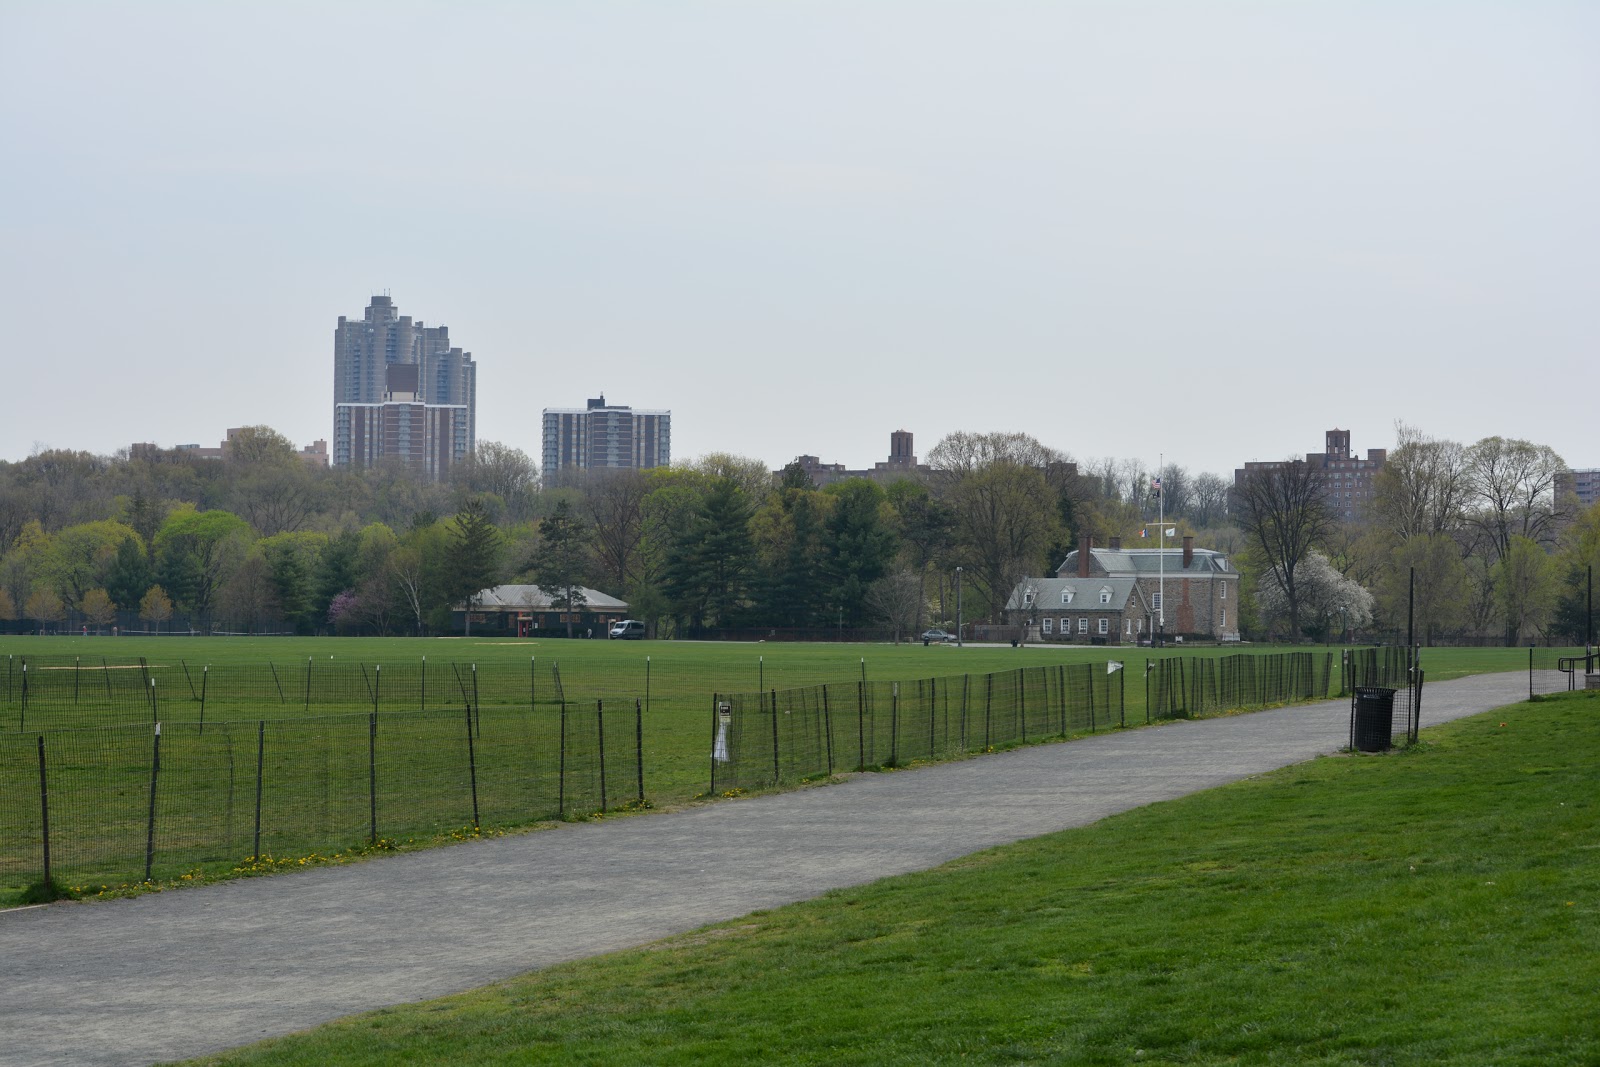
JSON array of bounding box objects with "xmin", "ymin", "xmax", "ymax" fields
[{"xmin": 2, "ymin": 2, "xmax": 1595, "ymax": 480}]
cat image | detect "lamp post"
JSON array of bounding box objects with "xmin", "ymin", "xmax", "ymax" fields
[{"xmin": 955, "ymin": 566, "xmax": 963, "ymax": 648}]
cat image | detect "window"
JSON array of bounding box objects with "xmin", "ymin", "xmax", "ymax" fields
[
  {"xmin": 1220, "ymin": 583, "xmax": 1226, "ymax": 600},
  {"xmin": 1220, "ymin": 609, "xmax": 1226, "ymax": 628},
  {"xmin": 1078, "ymin": 618, "xmax": 1089, "ymax": 633},
  {"xmin": 1099, "ymin": 587, "xmax": 1112, "ymax": 604},
  {"xmin": 1125, "ymin": 619, "xmax": 1131, "ymax": 634},
  {"xmin": 1151, "ymin": 592, "xmax": 1163, "ymax": 611},
  {"xmin": 1042, "ymin": 617, "xmax": 1053, "ymax": 635},
  {"xmin": 1061, "ymin": 590, "xmax": 1074, "ymax": 605},
  {"xmin": 1023, "ymin": 590, "xmax": 1035, "ymax": 607},
  {"xmin": 1098, "ymin": 618, "xmax": 1109, "ymax": 634}
]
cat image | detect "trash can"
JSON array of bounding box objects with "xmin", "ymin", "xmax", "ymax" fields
[{"xmin": 1352, "ymin": 686, "xmax": 1396, "ymax": 752}]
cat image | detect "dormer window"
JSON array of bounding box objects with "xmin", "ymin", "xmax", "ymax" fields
[
  {"xmin": 1099, "ymin": 587, "xmax": 1112, "ymax": 605},
  {"xmin": 1023, "ymin": 589, "xmax": 1035, "ymax": 607},
  {"xmin": 1061, "ymin": 590, "xmax": 1074, "ymax": 605}
]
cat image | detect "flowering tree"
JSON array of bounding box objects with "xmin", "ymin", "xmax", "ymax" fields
[{"xmin": 1256, "ymin": 551, "xmax": 1373, "ymax": 642}]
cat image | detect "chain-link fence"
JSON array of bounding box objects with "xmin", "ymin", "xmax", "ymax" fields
[
  {"xmin": 1, "ymin": 656, "xmax": 642, "ymax": 894},
  {"xmin": 710, "ymin": 661, "xmax": 1127, "ymax": 794}
]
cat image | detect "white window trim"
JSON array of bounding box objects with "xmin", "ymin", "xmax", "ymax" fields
[
  {"xmin": 1042, "ymin": 617, "xmax": 1053, "ymax": 634},
  {"xmin": 1078, "ymin": 618, "xmax": 1089, "ymax": 633},
  {"xmin": 1097, "ymin": 618, "xmax": 1108, "ymax": 634}
]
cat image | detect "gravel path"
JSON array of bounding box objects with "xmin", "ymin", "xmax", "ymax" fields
[{"xmin": 0, "ymin": 671, "xmax": 1534, "ymax": 1067}]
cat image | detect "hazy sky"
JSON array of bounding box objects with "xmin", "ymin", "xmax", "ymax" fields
[{"xmin": 2, "ymin": 2, "xmax": 1595, "ymax": 480}]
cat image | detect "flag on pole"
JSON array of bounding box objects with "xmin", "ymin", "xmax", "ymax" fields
[
  {"xmin": 1107, "ymin": 661, "xmax": 1123, "ymax": 675},
  {"xmin": 1139, "ymin": 528, "xmax": 1147, "ymax": 538},
  {"xmin": 1151, "ymin": 476, "xmax": 1162, "ymax": 497}
]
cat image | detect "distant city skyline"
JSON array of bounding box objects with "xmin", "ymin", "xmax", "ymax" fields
[{"xmin": 2, "ymin": 4, "xmax": 1595, "ymax": 479}]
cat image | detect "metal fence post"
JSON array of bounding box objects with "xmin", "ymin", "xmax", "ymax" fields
[
  {"xmin": 465, "ymin": 703, "xmax": 480, "ymax": 829},
  {"xmin": 144, "ymin": 722, "xmax": 162, "ymax": 882},
  {"xmin": 597, "ymin": 700, "xmax": 608, "ymax": 812},
  {"xmin": 200, "ymin": 666, "xmax": 208, "ymax": 735},
  {"xmin": 368, "ymin": 709, "xmax": 378, "ymax": 844},
  {"xmin": 253, "ymin": 720, "xmax": 265, "ymax": 861},
  {"xmin": 634, "ymin": 698, "xmax": 645, "ymax": 804},
  {"xmin": 822, "ymin": 685, "xmax": 834, "ymax": 775},
  {"xmin": 889, "ymin": 682, "xmax": 899, "ymax": 766},
  {"xmin": 769, "ymin": 688, "xmax": 780, "ymax": 784},
  {"xmin": 37, "ymin": 735, "xmax": 51, "ymax": 890}
]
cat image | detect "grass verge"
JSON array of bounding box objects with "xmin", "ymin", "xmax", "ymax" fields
[{"xmin": 185, "ymin": 691, "xmax": 1599, "ymax": 1066}]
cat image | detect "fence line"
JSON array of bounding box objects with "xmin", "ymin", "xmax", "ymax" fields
[
  {"xmin": 711, "ymin": 661, "xmax": 1127, "ymax": 794},
  {"xmin": 1, "ymin": 656, "xmax": 642, "ymax": 893}
]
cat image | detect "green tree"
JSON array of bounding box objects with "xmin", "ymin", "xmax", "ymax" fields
[
  {"xmin": 1382, "ymin": 533, "xmax": 1469, "ymax": 645},
  {"xmin": 152, "ymin": 508, "xmax": 253, "ymax": 623},
  {"xmin": 260, "ymin": 531, "xmax": 326, "ymax": 635},
  {"xmin": 1496, "ymin": 535, "xmax": 1557, "ymax": 646},
  {"xmin": 530, "ymin": 500, "xmax": 592, "ymax": 638},
  {"xmin": 104, "ymin": 534, "xmax": 152, "ymax": 612},
  {"xmin": 80, "ymin": 587, "xmax": 118, "ymax": 633},
  {"xmin": 822, "ymin": 479, "xmax": 899, "ymax": 628},
  {"xmin": 25, "ymin": 587, "xmax": 65, "ymax": 632},
  {"xmin": 447, "ymin": 498, "xmax": 504, "ymax": 633},
  {"xmin": 139, "ymin": 585, "xmax": 175, "ymax": 634},
  {"xmin": 663, "ymin": 478, "xmax": 755, "ymax": 632},
  {"xmin": 751, "ymin": 483, "xmax": 833, "ymax": 629}
]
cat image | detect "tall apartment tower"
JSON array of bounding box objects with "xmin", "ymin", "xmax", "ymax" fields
[
  {"xmin": 541, "ymin": 395, "xmax": 671, "ymax": 485},
  {"xmin": 332, "ymin": 295, "xmax": 477, "ymax": 479}
]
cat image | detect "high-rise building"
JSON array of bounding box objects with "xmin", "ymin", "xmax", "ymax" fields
[
  {"xmin": 541, "ymin": 395, "xmax": 670, "ymax": 484},
  {"xmin": 1232, "ymin": 428, "xmax": 1388, "ymax": 523},
  {"xmin": 332, "ymin": 295, "xmax": 476, "ymax": 478}
]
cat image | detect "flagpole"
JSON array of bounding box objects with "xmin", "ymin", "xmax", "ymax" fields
[{"xmin": 1158, "ymin": 453, "xmax": 1165, "ymax": 645}]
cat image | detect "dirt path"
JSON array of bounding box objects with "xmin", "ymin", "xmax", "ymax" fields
[{"xmin": 0, "ymin": 672, "xmax": 1532, "ymax": 1067}]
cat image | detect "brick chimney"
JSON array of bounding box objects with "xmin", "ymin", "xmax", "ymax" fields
[
  {"xmin": 1182, "ymin": 535, "xmax": 1194, "ymax": 568},
  {"xmin": 1078, "ymin": 534, "xmax": 1092, "ymax": 578},
  {"xmin": 1109, "ymin": 536, "xmax": 1122, "ymax": 551}
]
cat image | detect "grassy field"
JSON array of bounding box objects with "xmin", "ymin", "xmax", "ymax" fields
[
  {"xmin": 182, "ymin": 688, "xmax": 1600, "ymax": 1066},
  {"xmin": 1, "ymin": 637, "xmax": 1572, "ymax": 906}
]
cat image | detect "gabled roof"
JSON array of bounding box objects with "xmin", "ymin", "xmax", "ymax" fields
[
  {"xmin": 1056, "ymin": 547, "xmax": 1232, "ymax": 578},
  {"xmin": 1006, "ymin": 577, "xmax": 1143, "ymax": 613},
  {"xmin": 464, "ymin": 584, "xmax": 629, "ymax": 612}
]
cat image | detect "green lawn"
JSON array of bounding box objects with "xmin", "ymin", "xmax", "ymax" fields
[
  {"xmin": 2, "ymin": 637, "xmax": 1575, "ymax": 905},
  {"xmin": 182, "ymin": 691, "xmax": 1600, "ymax": 1066}
]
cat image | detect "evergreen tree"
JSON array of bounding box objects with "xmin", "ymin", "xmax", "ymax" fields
[
  {"xmin": 663, "ymin": 479, "xmax": 755, "ymax": 632},
  {"xmin": 530, "ymin": 499, "xmax": 591, "ymax": 638},
  {"xmin": 822, "ymin": 479, "xmax": 898, "ymax": 628},
  {"xmin": 105, "ymin": 536, "xmax": 152, "ymax": 612},
  {"xmin": 447, "ymin": 498, "xmax": 504, "ymax": 632}
]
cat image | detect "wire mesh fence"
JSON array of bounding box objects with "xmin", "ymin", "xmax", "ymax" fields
[
  {"xmin": 0, "ymin": 655, "xmax": 580, "ymax": 732},
  {"xmin": 710, "ymin": 661, "xmax": 1128, "ymax": 794},
  {"xmin": 1344, "ymin": 645, "xmax": 1424, "ymax": 749},
  {"xmin": 1, "ymin": 657, "xmax": 642, "ymax": 893},
  {"xmin": 1143, "ymin": 651, "xmax": 1337, "ymax": 723},
  {"xmin": 1531, "ymin": 647, "xmax": 1597, "ymax": 697}
]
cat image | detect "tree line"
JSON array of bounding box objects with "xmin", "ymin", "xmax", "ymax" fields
[
  {"xmin": 0, "ymin": 424, "xmax": 1591, "ymax": 644},
  {"xmin": 1237, "ymin": 426, "xmax": 1593, "ymax": 645}
]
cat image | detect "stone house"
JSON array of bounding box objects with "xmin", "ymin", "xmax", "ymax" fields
[{"xmin": 1007, "ymin": 536, "xmax": 1241, "ymax": 644}]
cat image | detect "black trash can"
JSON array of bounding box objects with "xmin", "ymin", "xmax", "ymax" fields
[{"xmin": 1352, "ymin": 686, "xmax": 1396, "ymax": 752}]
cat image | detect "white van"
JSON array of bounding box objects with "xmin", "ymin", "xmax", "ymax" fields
[{"xmin": 608, "ymin": 619, "xmax": 646, "ymax": 640}]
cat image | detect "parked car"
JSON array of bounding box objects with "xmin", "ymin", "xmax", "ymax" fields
[
  {"xmin": 608, "ymin": 620, "xmax": 646, "ymax": 640},
  {"xmin": 920, "ymin": 629, "xmax": 957, "ymax": 645}
]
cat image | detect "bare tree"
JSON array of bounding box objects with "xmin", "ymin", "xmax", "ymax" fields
[
  {"xmin": 865, "ymin": 570, "xmax": 926, "ymax": 643},
  {"xmin": 454, "ymin": 441, "xmax": 538, "ymax": 521},
  {"xmin": 1464, "ymin": 436, "xmax": 1566, "ymax": 562},
  {"xmin": 1236, "ymin": 459, "xmax": 1335, "ymax": 640},
  {"xmin": 1372, "ymin": 424, "xmax": 1469, "ymax": 542},
  {"xmin": 582, "ymin": 468, "xmax": 650, "ymax": 592},
  {"xmin": 1190, "ymin": 472, "xmax": 1230, "ymax": 528}
]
